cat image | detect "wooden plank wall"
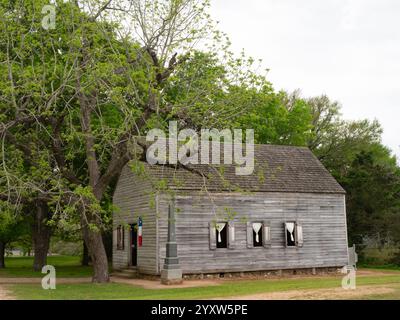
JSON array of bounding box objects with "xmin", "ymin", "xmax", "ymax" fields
[
  {"xmin": 112, "ymin": 165, "xmax": 158, "ymax": 274},
  {"xmin": 157, "ymin": 191, "xmax": 349, "ymax": 274}
]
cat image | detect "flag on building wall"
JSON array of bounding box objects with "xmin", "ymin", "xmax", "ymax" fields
[{"xmin": 138, "ymin": 217, "xmax": 143, "ymax": 247}]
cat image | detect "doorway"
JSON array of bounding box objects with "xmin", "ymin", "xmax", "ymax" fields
[{"xmin": 130, "ymin": 223, "xmax": 137, "ymax": 266}]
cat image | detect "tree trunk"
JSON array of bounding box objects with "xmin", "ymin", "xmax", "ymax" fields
[
  {"xmin": 81, "ymin": 215, "xmax": 109, "ymax": 283},
  {"xmin": 0, "ymin": 242, "xmax": 6, "ymax": 268},
  {"xmin": 102, "ymin": 230, "xmax": 113, "ymax": 262},
  {"xmin": 81, "ymin": 242, "xmax": 90, "ymax": 266},
  {"xmin": 32, "ymin": 201, "xmax": 51, "ymax": 272}
]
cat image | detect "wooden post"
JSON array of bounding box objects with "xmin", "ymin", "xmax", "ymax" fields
[
  {"xmin": 312, "ymin": 267, "xmax": 316, "ymax": 275},
  {"xmin": 161, "ymin": 200, "xmax": 182, "ymax": 285}
]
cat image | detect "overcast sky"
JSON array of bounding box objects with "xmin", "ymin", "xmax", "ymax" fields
[{"xmin": 211, "ymin": 0, "xmax": 400, "ymax": 160}]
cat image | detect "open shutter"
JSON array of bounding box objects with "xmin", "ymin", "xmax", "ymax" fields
[
  {"xmin": 113, "ymin": 228, "xmax": 118, "ymax": 250},
  {"xmin": 228, "ymin": 221, "xmax": 235, "ymax": 249},
  {"xmin": 122, "ymin": 226, "xmax": 125, "ymax": 250},
  {"xmin": 209, "ymin": 222, "xmax": 216, "ymax": 250},
  {"xmin": 246, "ymin": 222, "xmax": 253, "ymax": 248},
  {"xmin": 284, "ymin": 222, "xmax": 288, "ymax": 247},
  {"xmin": 116, "ymin": 226, "xmax": 121, "ymax": 250},
  {"xmin": 296, "ymin": 222, "xmax": 303, "ymax": 247},
  {"xmin": 262, "ymin": 220, "xmax": 271, "ymax": 247}
]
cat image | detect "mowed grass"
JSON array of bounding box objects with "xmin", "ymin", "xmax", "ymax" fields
[
  {"xmin": 3, "ymin": 256, "xmax": 400, "ymax": 299},
  {"xmin": 9, "ymin": 273, "xmax": 400, "ymax": 300},
  {"xmin": 0, "ymin": 256, "xmax": 93, "ymax": 278}
]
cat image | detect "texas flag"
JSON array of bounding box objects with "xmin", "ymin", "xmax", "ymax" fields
[{"xmin": 138, "ymin": 217, "xmax": 143, "ymax": 247}]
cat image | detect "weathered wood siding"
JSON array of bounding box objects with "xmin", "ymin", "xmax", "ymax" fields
[
  {"xmin": 157, "ymin": 191, "xmax": 348, "ymax": 274},
  {"xmin": 112, "ymin": 165, "xmax": 158, "ymax": 274}
]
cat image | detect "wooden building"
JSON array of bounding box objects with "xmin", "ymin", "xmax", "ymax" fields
[{"xmin": 112, "ymin": 144, "xmax": 349, "ymax": 275}]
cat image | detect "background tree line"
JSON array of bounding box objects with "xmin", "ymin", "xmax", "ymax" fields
[{"xmin": 1, "ymin": 0, "xmax": 399, "ymax": 281}]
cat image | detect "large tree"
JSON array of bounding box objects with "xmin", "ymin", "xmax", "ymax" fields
[{"xmin": 0, "ymin": 0, "xmax": 267, "ymax": 282}]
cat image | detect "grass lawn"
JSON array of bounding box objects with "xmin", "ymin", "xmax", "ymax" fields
[
  {"xmin": 3, "ymin": 256, "xmax": 400, "ymax": 299},
  {"xmin": 7, "ymin": 273, "xmax": 400, "ymax": 300},
  {"xmin": 0, "ymin": 256, "xmax": 93, "ymax": 278}
]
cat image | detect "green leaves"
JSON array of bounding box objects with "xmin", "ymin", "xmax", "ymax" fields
[
  {"xmin": 343, "ymin": 150, "xmax": 400, "ymax": 246},
  {"xmin": 236, "ymin": 89, "xmax": 313, "ymax": 146},
  {"xmin": 0, "ymin": 202, "xmax": 26, "ymax": 243}
]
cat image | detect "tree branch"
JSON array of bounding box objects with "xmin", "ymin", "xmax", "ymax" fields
[
  {"xmin": 90, "ymin": 0, "xmax": 112, "ymax": 21},
  {"xmin": 48, "ymin": 116, "xmax": 82, "ymax": 185}
]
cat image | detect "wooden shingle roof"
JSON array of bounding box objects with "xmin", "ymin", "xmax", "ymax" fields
[{"xmin": 138, "ymin": 143, "xmax": 345, "ymax": 194}]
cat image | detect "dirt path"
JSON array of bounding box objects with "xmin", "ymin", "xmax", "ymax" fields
[
  {"xmin": 356, "ymin": 269, "xmax": 400, "ymax": 276},
  {"xmin": 220, "ymin": 285, "xmax": 396, "ymax": 300},
  {"xmin": 0, "ymin": 276, "xmax": 220, "ymax": 290},
  {"xmin": 0, "ymin": 277, "xmax": 92, "ymax": 284},
  {"xmin": 111, "ymin": 277, "xmax": 221, "ymax": 289},
  {"xmin": 0, "ymin": 285, "xmax": 15, "ymax": 300}
]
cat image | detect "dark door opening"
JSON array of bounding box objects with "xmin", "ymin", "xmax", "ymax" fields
[{"xmin": 130, "ymin": 224, "xmax": 137, "ymax": 266}]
